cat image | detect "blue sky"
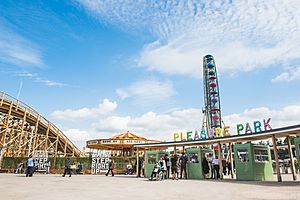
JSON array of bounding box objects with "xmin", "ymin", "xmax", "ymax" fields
[{"xmin": 1, "ymin": 0, "xmax": 300, "ymax": 148}]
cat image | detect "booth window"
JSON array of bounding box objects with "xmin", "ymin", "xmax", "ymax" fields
[
  {"xmin": 148, "ymin": 154, "xmax": 156, "ymax": 164},
  {"xmin": 236, "ymin": 149, "xmax": 249, "ymax": 163},
  {"xmin": 188, "ymin": 153, "xmax": 199, "ymax": 163},
  {"xmin": 254, "ymin": 148, "xmax": 269, "ymax": 162}
]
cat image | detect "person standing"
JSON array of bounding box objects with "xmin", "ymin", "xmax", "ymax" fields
[
  {"xmin": 165, "ymin": 154, "xmax": 170, "ymax": 179},
  {"xmin": 227, "ymin": 158, "xmax": 232, "ymax": 176},
  {"xmin": 26, "ymin": 155, "xmax": 35, "ymax": 177},
  {"xmin": 180, "ymin": 153, "xmax": 188, "ymax": 179},
  {"xmin": 142, "ymin": 160, "xmax": 145, "ymax": 177},
  {"xmin": 202, "ymin": 157, "xmax": 210, "ymax": 179},
  {"xmin": 132, "ymin": 160, "xmax": 136, "ymax": 174},
  {"xmin": 171, "ymin": 154, "xmax": 178, "ymax": 180},
  {"xmin": 294, "ymin": 158, "xmax": 299, "ymax": 174},
  {"xmin": 159, "ymin": 156, "xmax": 167, "ymax": 172},
  {"xmin": 46, "ymin": 160, "xmax": 51, "ymax": 174},
  {"xmin": 222, "ymin": 157, "xmax": 227, "ymax": 175},
  {"xmin": 209, "ymin": 154, "xmax": 215, "ymax": 179},
  {"xmin": 137, "ymin": 158, "xmax": 142, "ymax": 177},
  {"xmin": 106, "ymin": 160, "xmax": 114, "ymax": 176},
  {"xmin": 213, "ymin": 155, "xmax": 220, "ymax": 179},
  {"xmin": 62, "ymin": 157, "xmax": 72, "ymax": 177}
]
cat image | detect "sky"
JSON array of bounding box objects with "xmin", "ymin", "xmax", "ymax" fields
[{"xmin": 1, "ymin": 0, "xmax": 300, "ymax": 149}]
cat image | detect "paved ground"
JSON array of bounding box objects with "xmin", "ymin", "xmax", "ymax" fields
[{"xmin": 0, "ymin": 174, "xmax": 300, "ymax": 200}]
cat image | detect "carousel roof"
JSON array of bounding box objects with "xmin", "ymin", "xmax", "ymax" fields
[
  {"xmin": 109, "ymin": 131, "xmax": 146, "ymax": 140},
  {"xmin": 86, "ymin": 131, "xmax": 161, "ymax": 150}
]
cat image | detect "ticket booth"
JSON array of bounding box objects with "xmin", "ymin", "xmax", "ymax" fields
[
  {"xmin": 145, "ymin": 150, "xmax": 166, "ymax": 178},
  {"xmin": 234, "ymin": 143, "xmax": 273, "ymax": 181},
  {"xmin": 186, "ymin": 148, "xmax": 212, "ymax": 179},
  {"xmin": 294, "ymin": 137, "xmax": 300, "ymax": 170}
]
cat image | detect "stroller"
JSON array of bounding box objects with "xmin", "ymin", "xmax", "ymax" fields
[{"xmin": 149, "ymin": 162, "xmax": 164, "ymax": 181}]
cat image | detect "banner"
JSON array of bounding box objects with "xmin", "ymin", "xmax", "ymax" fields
[
  {"xmin": 91, "ymin": 150, "xmax": 110, "ymax": 174},
  {"xmin": 33, "ymin": 150, "xmax": 48, "ymax": 172}
]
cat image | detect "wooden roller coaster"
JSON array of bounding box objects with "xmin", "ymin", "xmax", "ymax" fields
[{"xmin": 0, "ymin": 91, "xmax": 80, "ymax": 167}]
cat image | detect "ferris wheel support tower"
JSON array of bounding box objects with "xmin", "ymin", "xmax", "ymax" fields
[{"xmin": 202, "ymin": 55, "xmax": 222, "ymax": 135}]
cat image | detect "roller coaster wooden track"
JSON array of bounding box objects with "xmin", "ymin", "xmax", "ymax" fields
[{"xmin": 0, "ymin": 91, "xmax": 80, "ymax": 167}]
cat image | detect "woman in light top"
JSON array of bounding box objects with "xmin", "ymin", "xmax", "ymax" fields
[{"xmin": 212, "ymin": 155, "xmax": 220, "ymax": 179}]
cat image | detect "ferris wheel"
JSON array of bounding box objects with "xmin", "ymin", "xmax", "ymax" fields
[{"xmin": 202, "ymin": 55, "xmax": 222, "ymax": 131}]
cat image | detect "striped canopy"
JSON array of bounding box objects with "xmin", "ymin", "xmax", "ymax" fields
[{"xmin": 110, "ymin": 131, "xmax": 146, "ymax": 140}]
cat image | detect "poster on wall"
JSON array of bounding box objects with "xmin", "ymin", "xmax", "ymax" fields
[
  {"xmin": 33, "ymin": 150, "xmax": 48, "ymax": 172},
  {"xmin": 91, "ymin": 150, "xmax": 110, "ymax": 174}
]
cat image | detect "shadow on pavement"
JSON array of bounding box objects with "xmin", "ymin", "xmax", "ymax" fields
[{"xmin": 201, "ymin": 177, "xmax": 300, "ymax": 187}]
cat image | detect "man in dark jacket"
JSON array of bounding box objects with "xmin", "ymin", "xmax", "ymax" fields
[
  {"xmin": 106, "ymin": 160, "xmax": 114, "ymax": 176},
  {"xmin": 165, "ymin": 154, "xmax": 170, "ymax": 179},
  {"xmin": 171, "ymin": 154, "xmax": 178, "ymax": 180},
  {"xmin": 180, "ymin": 153, "xmax": 188, "ymax": 179},
  {"xmin": 222, "ymin": 157, "xmax": 227, "ymax": 175},
  {"xmin": 137, "ymin": 159, "xmax": 142, "ymax": 177},
  {"xmin": 202, "ymin": 157, "xmax": 210, "ymax": 179},
  {"xmin": 62, "ymin": 158, "xmax": 72, "ymax": 177}
]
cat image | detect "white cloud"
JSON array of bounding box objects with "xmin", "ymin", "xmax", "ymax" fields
[
  {"xmin": 272, "ymin": 66, "xmax": 300, "ymax": 82},
  {"xmin": 116, "ymin": 79, "xmax": 176, "ymax": 102},
  {"xmin": 116, "ymin": 88, "xmax": 129, "ymax": 100},
  {"xmin": 64, "ymin": 128, "xmax": 91, "ymax": 142},
  {"xmin": 93, "ymin": 104, "xmax": 300, "ymax": 141},
  {"xmin": 224, "ymin": 105, "xmax": 300, "ymax": 133},
  {"xmin": 17, "ymin": 71, "xmax": 66, "ymax": 87},
  {"xmin": 138, "ymin": 39, "xmax": 300, "ymax": 78},
  {"xmin": 51, "ymin": 99, "xmax": 117, "ymax": 121},
  {"xmin": 77, "ymin": 0, "xmax": 300, "ymax": 79},
  {"xmin": 137, "ymin": 40, "xmax": 202, "ymax": 77},
  {"xmin": 54, "ymin": 99, "xmax": 300, "ymax": 147},
  {"xmin": 93, "ymin": 116, "xmax": 132, "ymax": 134},
  {"xmin": 93, "ymin": 108, "xmax": 201, "ymax": 141},
  {"xmin": 0, "ymin": 21, "xmax": 43, "ymax": 67}
]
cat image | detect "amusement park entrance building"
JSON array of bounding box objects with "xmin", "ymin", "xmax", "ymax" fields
[{"xmin": 134, "ymin": 124, "xmax": 300, "ymax": 182}]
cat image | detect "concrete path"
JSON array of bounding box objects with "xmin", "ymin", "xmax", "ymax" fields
[{"xmin": 0, "ymin": 174, "xmax": 299, "ymax": 200}]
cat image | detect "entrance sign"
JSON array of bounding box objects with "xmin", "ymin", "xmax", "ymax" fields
[
  {"xmin": 174, "ymin": 118, "xmax": 272, "ymax": 141},
  {"xmin": 91, "ymin": 150, "xmax": 110, "ymax": 174},
  {"xmin": 33, "ymin": 150, "xmax": 48, "ymax": 172},
  {"xmin": 236, "ymin": 118, "xmax": 272, "ymax": 135}
]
